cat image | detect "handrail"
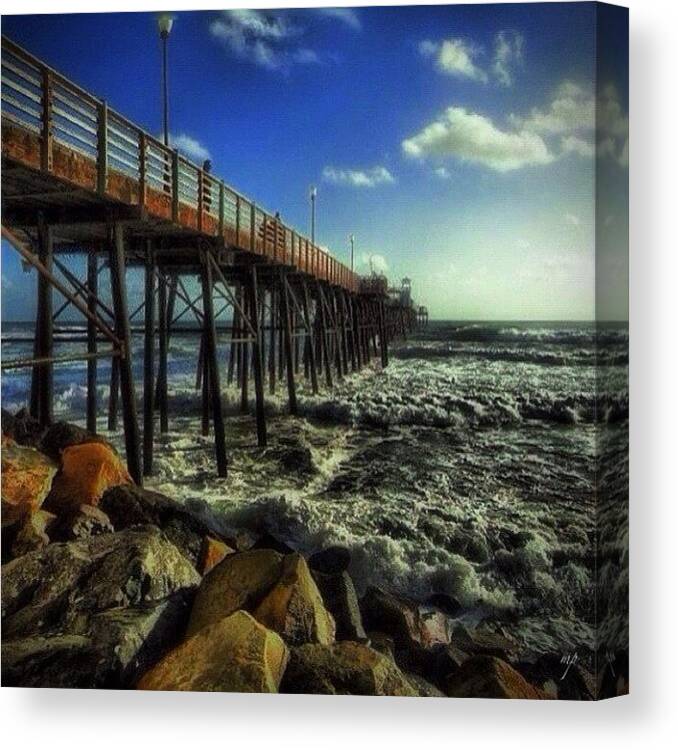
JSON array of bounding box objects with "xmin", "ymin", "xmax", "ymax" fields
[{"xmin": 1, "ymin": 35, "xmax": 360, "ymax": 292}]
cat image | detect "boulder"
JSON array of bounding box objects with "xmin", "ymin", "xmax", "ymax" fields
[
  {"xmin": 281, "ymin": 641, "xmax": 417, "ymax": 697},
  {"xmin": 10, "ymin": 509, "xmax": 56, "ymax": 558},
  {"xmin": 187, "ymin": 549, "xmax": 285, "ymax": 636},
  {"xmin": 308, "ymin": 545, "xmax": 351, "ymax": 574},
  {"xmin": 45, "ymin": 442, "xmax": 131, "ymax": 513},
  {"xmin": 39, "ymin": 421, "xmax": 112, "ymax": 461},
  {"xmin": 394, "ymin": 641, "xmax": 469, "ymax": 688},
  {"xmin": 50, "ymin": 504, "xmax": 114, "ymax": 542},
  {"xmin": 251, "ymin": 532, "xmax": 295, "ymax": 555},
  {"xmin": 312, "ymin": 570, "xmax": 367, "ymax": 641},
  {"xmin": 1, "ymin": 438, "xmax": 58, "ymax": 523},
  {"xmin": 361, "ymin": 586, "xmax": 451, "ymax": 650},
  {"xmin": 137, "ymin": 610, "xmax": 288, "ymax": 693},
  {"xmin": 2, "ymin": 408, "xmax": 44, "ymax": 447},
  {"xmin": 451, "ymin": 624, "xmax": 520, "ymax": 660},
  {"xmin": 198, "ymin": 536, "xmax": 235, "ymax": 575},
  {"xmin": 2, "ymin": 596, "xmax": 193, "ymax": 688},
  {"xmin": 517, "ymin": 654, "xmax": 596, "ymax": 700},
  {"xmin": 2, "ymin": 526, "xmax": 200, "ymax": 640},
  {"xmin": 405, "ymin": 672, "xmax": 446, "ymax": 698},
  {"xmin": 100, "ymin": 484, "xmax": 232, "ymax": 568},
  {"xmin": 253, "ymin": 553, "xmax": 335, "ymax": 645},
  {"xmin": 444, "ymin": 656, "xmax": 549, "ymax": 699}
]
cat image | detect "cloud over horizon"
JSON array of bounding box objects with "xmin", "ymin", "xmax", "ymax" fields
[{"xmin": 322, "ymin": 165, "xmax": 396, "ymax": 188}]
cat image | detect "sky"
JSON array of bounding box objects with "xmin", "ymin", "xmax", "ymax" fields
[{"xmin": 1, "ymin": 3, "xmax": 628, "ymax": 320}]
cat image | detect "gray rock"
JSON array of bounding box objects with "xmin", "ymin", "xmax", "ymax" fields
[
  {"xmin": 100, "ymin": 484, "xmax": 230, "ymax": 567},
  {"xmin": 309, "ymin": 545, "xmax": 351, "ymax": 574},
  {"xmin": 1, "ymin": 527, "xmax": 200, "ymax": 688},
  {"xmin": 312, "ymin": 569, "xmax": 367, "ymax": 642},
  {"xmin": 39, "ymin": 421, "xmax": 112, "ymax": 461},
  {"xmin": 2, "ymin": 526, "xmax": 199, "ymax": 639},
  {"xmin": 50, "ymin": 504, "xmax": 114, "ymax": 542}
]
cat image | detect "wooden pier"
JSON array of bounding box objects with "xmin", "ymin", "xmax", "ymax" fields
[{"xmin": 1, "ymin": 36, "xmax": 425, "ymax": 484}]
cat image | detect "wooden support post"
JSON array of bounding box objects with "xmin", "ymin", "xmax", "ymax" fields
[
  {"xmin": 352, "ymin": 296, "xmax": 362, "ymax": 370},
  {"xmin": 143, "ymin": 242, "xmax": 155, "ymax": 475},
  {"xmin": 346, "ymin": 292, "xmax": 357, "ymax": 372},
  {"xmin": 378, "ymin": 299, "xmax": 389, "ymax": 369},
  {"xmin": 301, "ymin": 280, "xmax": 319, "ymax": 394},
  {"xmin": 34, "ymin": 215, "xmax": 53, "ymax": 427},
  {"xmin": 201, "ymin": 329, "xmax": 210, "ymax": 437},
  {"xmin": 86, "ymin": 251, "xmax": 98, "ymax": 433},
  {"xmin": 108, "ymin": 357, "xmax": 119, "ymax": 430},
  {"xmin": 109, "ymin": 223, "xmax": 142, "ymax": 485},
  {"xmin": 240, "ymin": 284, "xmax": 249, "ymax": 413},
  {"xmin": 227, "ymin": 300, "xmax": 238, "ymax": 385},
  {"xmin": 201, "ymin": 253, "xmax": 228, "ymax": 477},
  {"xmin": 280, "ymin": 272, "xmax": 298, "ymax": 414},
  {"xmin": 158, "ymin": 269, "xmax": 169, "ymax": 433},
  {"xmin": 268, "ymin": 286, "xmax": 277, "ymax": 394},
  {"xmin": 316, "ymin": 282, "xmax": 333, "ymax": 388},
  {"xmin": 248, "ymin": 266, "xmax": 267, "ymax": 446}
]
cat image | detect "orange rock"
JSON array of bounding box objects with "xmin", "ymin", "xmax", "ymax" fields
[
  {"xmin": 46, "ymin": 442, "xmax": 132, "ymax": 513},
  {"xmin": 1, "ymin": 438, "xmax": 58, "ymax": 523},
  {"xmin": 444, "ymin": 656, "xmax": 550, "ymax": 699},
  {"xmin": 198, "ymin": 536, "xmax": 235, "ymax": 575}
]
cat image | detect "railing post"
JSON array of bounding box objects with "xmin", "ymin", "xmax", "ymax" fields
[
  {"xmin": 219, "ymin": 182, "xmax": 226, "ymax": 239},
  {"xmin": 96, "ymin": 99, "xmax": 107, "ymax": 194},
  {"xmin": 250, "ymin": 203, "xmax": 256, "ymax": 253},
  {"xmin": 171, "ymin": 149, "xmax": 179, "ymax": 223},
  {"xmin": 138, "ymin": 131, "xmax": 146, "ymax": 208},
  {"xmin": 40, "ymin": 68, "xmax": 53, "ymax": 174},
  {"xmin": 197, "ymin": 169, "xmax": 204, "ymax": 232}
]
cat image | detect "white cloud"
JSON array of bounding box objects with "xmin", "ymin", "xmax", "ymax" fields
[
  {"xmin": 402, "ymin": 106, "xmax": 553, "ymax": 172},
  {"xmin": 493, "ymin": 30, "xmax": 523, "ymax": 87},
  {"xmin": 565, "ymin": 212, "xmax": 581, "ymax": 227},
  {"xmin": 322, "ymin": 165, "xmax": 395, "ymax": 188},
  {"xmin": 434, "ymin": 166, "xmax": 451, "ymax": 180},
  {"xmin": 561, "ymin": 135, "xmax": 594, "ymax": 158},
  {"xmin": 171, "ymin": 133, "xmax": 211, "ymax": 162},
  {"xmin": 317, "ymin": 8, "xmax": 362, "ymax": 30},
  {"xmin": 209, "ymin": 9, "xmax": 319, "ymax": 71},
  {"xmin": 513, "ymin": 81, "xmax": 595, "ymax": 135},
  {"xmin": 419, "ymin": 38, "xmax": 488, "ymax": 83},
  {"xmin": 360, "ymin": 253, "xmax": 389, "ymax": 274}
]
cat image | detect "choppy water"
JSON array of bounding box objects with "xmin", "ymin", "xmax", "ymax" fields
[{"xmin": 1, "ymin": 320, "xmax": 629, "ymax": 661}]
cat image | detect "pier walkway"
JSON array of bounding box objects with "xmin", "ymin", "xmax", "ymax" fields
[{"xmin": 1, "ymin": 36, "xmax": 428, "ymax": 483}]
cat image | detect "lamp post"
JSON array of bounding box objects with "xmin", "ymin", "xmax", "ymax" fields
[
  {"xmin": 310, "ymin": 185, "xmax": 317, "ymax": 246},
  {"xmin": 349, "ymin": 234, "xmax": 355, "ymax": 272},
  {"xmin": 157, "ymin": 13, "xmax": 174, "ymax": 146}
]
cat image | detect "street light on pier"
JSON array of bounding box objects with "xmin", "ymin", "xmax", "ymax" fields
[
  {"xmin": 349, "ymin": 233, "xmax": 355, "ymax": 272},
  {"xmin": 310, "ymin": 185, "xmax": 317, "ymax": 246},
  {"xmin": 157, "ymin": 12, "xmax": 174, "ymax": 146}
]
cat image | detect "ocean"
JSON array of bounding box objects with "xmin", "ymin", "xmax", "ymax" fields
[{"xmin": 1, "ymin": 319, "xmax": 629, "ymax": 662}]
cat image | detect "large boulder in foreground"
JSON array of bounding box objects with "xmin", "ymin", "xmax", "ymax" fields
[
  {"xmin": 100, "ymin": 484, "xmax": 232, "ymax": 569},
  {"xmin": 281, "ymin": 641, "xmax": 417, "ymax": 697},
  {"xmin": 1, "ymin": 527, "xmax": 200, "ymax": 688},
  {"xmin": 253, "ymin": 553, "xmax": 335, "ymax": 646},
  {"xmin": 2, "ymin": 526, "xmax": 200, "ymax": 640},
  {"xmin": 444, "ymin": 656, "xmax": 548, "ymax": 699},
  {"xmin": 187, "ymin": 549, "xmax": 285, "ymax": 636},
  {"xmin": 2, "ymin": 597, "xmax": 193, "ymax": 689},
  {"xmin": 10, "ymin": 509, "xmax": 56, "ymax": 558},
  {"xmin": 1, "ymin": 437, "xmax": 57, "ymax": 523},
  {"xmin": 137, "ymin": 610, "xmax": 288, "ymax": 693},
  {"xmin": 361, "ymin": 586, "xmax": 451, "ymax": 651},
  {"xmin": 45, "ymin": 442, "xmax": 131, "ymax": 513},
  {"xmin": 187, "ymin": 550, "xmax": 335, "ymax": 646}
]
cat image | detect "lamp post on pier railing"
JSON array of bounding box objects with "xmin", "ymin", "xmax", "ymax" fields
[
  {"xmin": 310, "ymin": 185, "xmax": 317, "ymax": 246},
  {"xmin": 157, "ymin": 12, "xmax": 174, "ymax": 146},
  {"xmin": 349, "ymin": 233, "xmax": 355, "ymax": 273}
]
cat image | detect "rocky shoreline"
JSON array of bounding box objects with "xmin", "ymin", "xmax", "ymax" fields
[{"xmin": 2, "ymin": 408, "xmax": 608, "ymax": 698}]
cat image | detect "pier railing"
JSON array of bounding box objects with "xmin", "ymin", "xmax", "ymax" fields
[{"xmin": 1, "ymin": 36, "xmax": 359, "ymax": 292}]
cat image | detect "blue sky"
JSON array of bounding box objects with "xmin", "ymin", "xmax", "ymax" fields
[{"xmin": 1, "ymin": 3, "xmax": 628, "ymax": 320}]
